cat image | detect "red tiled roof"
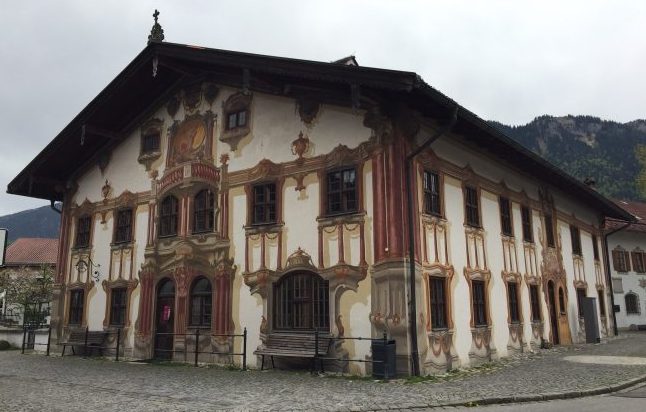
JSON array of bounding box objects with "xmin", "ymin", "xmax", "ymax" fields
[
  {"xmin": 4, "ymin": 238, "xmax": 58, "ymax": 265},
  {"xmin": 609, "ymin": 200, "xmax": 646, "ymax": 233}
]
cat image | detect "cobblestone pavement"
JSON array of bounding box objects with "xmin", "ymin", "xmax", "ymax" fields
[{"xmin": 1, "ymin": 332, "xmax": 646, "ymax": 411}]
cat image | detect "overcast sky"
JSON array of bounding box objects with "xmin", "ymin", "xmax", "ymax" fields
[{"xmin": 1, "ymin": 0, "xmax": 645, "ymax": 217}]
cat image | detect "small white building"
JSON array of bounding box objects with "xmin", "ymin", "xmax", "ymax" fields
[
  {"xmin": 608, "ymin": 200, "xmax": 646, "ymax": 330},
  {"xmin": 7, "ymin": 19, "xmax": 635, "ymax": 375}
]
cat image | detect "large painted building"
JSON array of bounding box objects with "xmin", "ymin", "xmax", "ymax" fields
[
  {"xmin": 7, "ymin": 19, "xmax": 634, "ymax": 375},
  {"xmin": 608, "ymin": 200, "xmax": 646, "ymax": 330}
]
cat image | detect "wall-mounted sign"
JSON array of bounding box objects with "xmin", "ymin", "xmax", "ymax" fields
[{"xmin": 0, "ymin": 229, "xmax": 7, "ymax": 266}]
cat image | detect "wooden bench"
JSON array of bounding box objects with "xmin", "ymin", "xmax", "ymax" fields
[
  {"xmin": 254, "ymin": 332, "xmax": 331, "ymax": 370},
  {"xmin": 61, "ymin": 330, "xmax": 108, "ymax": 356}
]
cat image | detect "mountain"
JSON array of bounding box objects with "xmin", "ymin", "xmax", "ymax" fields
[
  {"xmin": 0, "ymin": 205, "xmax": 60, "ymax": 243},
  {"xmin": 491, "ymin": 115, "xmax": 646, "ymax": 201}
]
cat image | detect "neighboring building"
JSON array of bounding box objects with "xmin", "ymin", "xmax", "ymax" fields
[
  {"xmin": 0, "ymin": 237, "xmax": 58, "ymax": 325},
  {"xmin": 608, "ymin": 200, "xmax": 646, "ymax": 330},
  {"xmin": 7, "ymin": 18, "xmax": 633, "ymax": 375}
]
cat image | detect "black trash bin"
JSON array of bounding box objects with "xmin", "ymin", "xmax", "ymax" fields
[{"xmin": 372, "ymin": 338, "xmax": 396, "ymax": 379}]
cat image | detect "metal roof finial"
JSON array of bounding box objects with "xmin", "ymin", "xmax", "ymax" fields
[{"xmin": 147, "ymin": 9, "xmax": 165, "ymax": 44}]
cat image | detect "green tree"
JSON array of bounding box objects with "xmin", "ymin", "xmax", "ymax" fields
[
  {"xmin": 0, "ymin": 265, "xmax": 53, "ymax": 326},
  {"xmin": 635, "ymin": 144, "xmax": 646, "ymax": 199}
]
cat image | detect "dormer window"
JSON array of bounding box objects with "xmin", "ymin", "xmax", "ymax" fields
[
  {"xmin": 227, "ymin": 110, "xmax": 247, "ymax": 130},
  {"xmin": 142, "ymin": 131, "xmax": 160, "ymax": 154}
]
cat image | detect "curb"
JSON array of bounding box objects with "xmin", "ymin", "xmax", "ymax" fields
[{"xmin": 430, "ymin": 373, "xmax": 646, "ymax": 409}]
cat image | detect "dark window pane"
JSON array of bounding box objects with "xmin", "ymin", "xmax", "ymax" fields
[
  {"xmin": 598, "ymin": 289, "xmax": 606, "ymax": 317},
  {"xmin": 228, "ymin": 113, "xmax": 237, "ymax": 129},
  {"xmin": 159, "ymin": 196, "xmax": 178, "ymax": 237},
  {"xmin": 252, "ymin": 183, "xmax": 277, "ymax": 225},
  {"xmin": 545, "ymin": 215, "xmax": 555, "ymax": 248},
  {"xmin": 142, "ymin": 132, "xmax": 160, "ymax": 153},
  {"xmin": 508, "ymin": 282, "xmax": 520, "ymax": 323},
  {"xmin": 423, "ymin": 171, "xmax": 442, "ymax": 216},
  {"xmin": 115, "ymin": 209, "xmax": 133, "ymax": 243},
  {"xmin": 69, "ymin": 290, "xmax": 84, "ymax": 325},
  {"xmin": 465, "ymin": 186, "xmax": 480, "ymax": 227},
  {"xmin": 576, "ymin": 288, "xmax": 586, "ymax": 318},
  {"xmin": 472, "ymin": 280, "xmax": 487, "ymax": 326},
  {"xmin": 429, "ymin": 277, "xmax": 447, "ymax": 329},
  {"xmin": 193, "ymin": 190, "xmax": 215, "ymax": 233},
  {"xmin": 530, "ymin": 285, "xmax": 541, "ymax": 322},
  {"xmin": 327, "ymin": 168, "xmax": 357, "ymax": 215},
  {"xmin": 521, "ymin": 206, "xmax": 533, "ymax": 243},
  {"xmin": 570, "ymin": 225, "xmax": 582, "ymax": 256},
  {"xmin": 75, "ymin": 215, "xmax": 92, "ymax": 248},
  {"xmin": 273, "ymin": 273, "xmax": 329, "ymax": 330},
  {"xmin": 499, "ymin": 197, "xmax": 512, "ymax": 236},
  {"xmin": 110, "ymin": 288, "xmax": 127, "ymax": 326},
  {"xmin": 592, "ymin": 235, "xmax": 599, "ymax": 260},
  {"xmin": 189, "ymin": 278, "xmax": 212, "ymax": 327}
]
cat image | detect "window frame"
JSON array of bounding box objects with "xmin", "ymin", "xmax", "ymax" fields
[
  {"xmin": 273, "ymin": 272, "xmax": 330, "ymax": 331},
  {"xmin": 464, "ymin": 186, "xmax": 481, "ymax": 228},
  {"xmin": 597, "ymin": 289, "xmax": 606, "ymax": 317},
  {"xmin": 570, "ymin": 225, "xmax": 582, "ymax": 256},
  {"xmin": 189, "ymin": 277, "xmax": 212, "ymax": 328},
  {"xmin": 625, "ymin": 293, "xmax": 640, "ymax": 315},
  {"xmin": 422, "ymin": 170, "xmax": 442, "ymax": 217},
  {"xmin": 544, "ymin": 214, "xmax": 556, "ymax": 248},
  {"xmin": 113, "ymin": 208, "xmax": 134, "ymax": 244},
  {"xmin": 226, "ymin": 109, "xmax": 248, "ymax": 130},
  {"xmin": 576, "ymin": 288, "xmax": 586, "ymax": 318},
  {"xmin": 499, "ymin": 196, "xmax": 513, "ymax": 236},
  {"xmin": 326, "ymin": 167, "xmax": 358, "ymax": 216},
  {"xmin": 193, "ymin": 189, "xmax": 215, "ymax": 234},
  {"xmin": 521, "ymin": 206, "xmax": 534, "ymax": 243},
  {"xmin": 529, "ymin": 284, "xmax": 541, "ymax": 322},
  {"xmin": 612, "ymin": 249, "xmax": 631, "ymax": 272},
  {"xmin": 429, "ymin": 276, "xmax": 448, "ymax": 330},
  {"xmin": 631, "ymin": 250, "xmax": 646, "ymax": 273},
  {"xmin": 507, "ymin": 282, "xmax": 520, "ymax": 324},
  {"xmin": 159, "ymin": 195, "xmax": 179, "ymax": 238},
  {"xmin": 69, "ymin": 289, "xmax": 84, "ymax": 326},
  {"xmin": 75, "ymin": 215, "xmax": 92, "ymax": 249},
  {"xmin": 109, "ymin": 288, "xmax": 128, "ymax": 327},
  {"xmin": 141, "ymin": 130, "xmax": 161, "ymax": 154},
  {"xmin": 471, "ymin": 280, "xmax": 487, "ymax": 327},
  {"xmin": 252, "ymin": 182, "xmax": 278, "ymax": 225}
]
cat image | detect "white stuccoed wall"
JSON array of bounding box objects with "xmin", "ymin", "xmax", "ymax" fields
[{"xmin": 608, "ymin": 230, "xmax": 646, "ymax": 329}]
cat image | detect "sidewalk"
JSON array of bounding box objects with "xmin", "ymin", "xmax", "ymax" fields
[{"xmin": 1, "ymin": 332, "xmax": 645, "ymax": 411}]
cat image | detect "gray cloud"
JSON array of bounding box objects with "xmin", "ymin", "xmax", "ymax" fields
[{"xmin": 1, "ymin": 0, "xmax": 645, "ymax": 216}]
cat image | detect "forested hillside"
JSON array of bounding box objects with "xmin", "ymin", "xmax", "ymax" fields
[
  {"xmin": 0, "ymin": 205, "xmax": 60, "ymax": 243},
  {"xmin": 491, "ymin": 115, "xmax": 646, "ymax": 201}
]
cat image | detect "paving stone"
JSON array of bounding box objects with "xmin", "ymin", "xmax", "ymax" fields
[{"xmin": 1, "ymin": 332, "xmax": 646, "ymax": 411}]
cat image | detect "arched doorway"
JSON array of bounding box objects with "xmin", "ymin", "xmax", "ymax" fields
[
  {"xmin": 155, "ymin": 278, "xmax": 175, "ymax": 359},
  {"xmin": 273, "ymin": 271, "xmax": 329, "ymax": 331},
  {"xmin": 547, "ymin": 281, "xmax": 560, "ymax": 344}
]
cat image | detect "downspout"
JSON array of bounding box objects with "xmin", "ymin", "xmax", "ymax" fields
[
  {"xmin": 405, "ymin": 105, "xmax": 458, "ymax": 376},
  {"xmin": 50, "ymin": 200, "xmax": 62, "ymax": 215},
  {"xmin": 602, "ymin": 220, "xmax": 631, "ymax": 336}
]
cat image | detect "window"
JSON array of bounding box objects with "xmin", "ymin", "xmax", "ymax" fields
[
  {"xmin": 159, "ymin": 195, "xmax": 178, "ymax": 237},
  {"xmin": 507, "ymin": 282, "xmax": 520, "ymax": 323},
  {"xmin": 142, "ymin": 130, "xmax": 160, "ymax": 154},
  {"xmin": 625, "ymin": 293, "xmax": 640, "ymax": 315},
  {"xmin": 69, "ymin": 289, "xmax": 84, "ymax": 325},
  {"xmin": 598, "ymin": 289, "xmax": 606, "ymax": 317},
  {"xmin": 227, "ymin": 110, "xmax": 247, "ymax": 130},
  {"xmin": 570, "ymin": 225, "xmax": 582, "ymax": 256},
  {"xmin": 631, "ymin": 250, "xmax": 646, "ymax": 273},
  {"xmin": 253, "ymin": 183, "xmax": 277, "ymax": 225},
  {"xmin": 429, "ymin": 277, "xmax": 447, "ymax": 330},
  {"xmin": 464, "ymin": 186, "xmax": 480, "ymax": 228},
  {"xmin": 75, "ymin": 215, "xmax": 92, "ymax": 248},
  {"xmin": 545, "ymin": 214, "xmax": 555, "ymax": 248},
  {"xmin": 558, "ymin": 287, "xmax": 565, "ymax": 314},
  {"xmin": 110, "ymin": 288, "xmax": 127, "ymax": 326},
  {"xmin": 576, "ymin": 288, "xmax": 586, "ymax": 318},
  {"xmin": 327, "ymin": 168, "xmax": 357, "ymax": 215},
  {"xmin": 114, "ymin": 209, "xmax": 133, "ymax": 244},
  {"xmin": 592, "ymin": 235, "xmax": 599, "ymax": 261},
  {"xmin": 193, "ymin": 190, "xmax": 215, "ymax": 233},
  {"xmin": 190, "ymin": 277, "xmax": 212, "ymax": 327},
  {"xmin": 423, "ymin": 171, "xmax": 441, "ymax": 216},
  {"xmin": 472, "ymin": 280, "xmax": 487, "ymax": 326},
  {"xmin": 499, "ymin": 197, "xmax": 512, "ymax": 236},
  {"xmin": 612, "ymin": 277, "xmax": 624, "ymax": 293},
  {"xmin": 273, "ymin": 272, "xmax": 329, "ymax": 330},
  {"xmin": 521, "ymin": 206, "xmax": 533, "ymax": 243},
  {"xmin": 529, "ymin": 284, "xmax": 541, "ymax": 322},
  {"xmin": 612, "ymin": 249, "xmax": 631, "ymax": 272}
]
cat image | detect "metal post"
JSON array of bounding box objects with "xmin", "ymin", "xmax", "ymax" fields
[
  {"xmin": 383, "ymin": 331, "xmax": 388, "ymax": 380},
  {"xmin": 242, "ymin": 327, "xmax": 247, "ymax": 371},
  {"xmin": 314, "ymin": 329, "xmax": 319, "ymax": 373},
  {"xmin": 194, "ymin": 329, "xmax": 200, "ymax": 367},
  {"xmin": 46, "ymin": 325, "xmax": 52, "ymax": 356},
  {"xmin": 115, "ymin": 328, "xmax": 121, "ymax": 362},
  {"xmin": 21, "ymin": 326, "xmax": 27, "ymax": 354},
  {"xmin": 84, "ymin": 326, "xmax": 89, "ymax": 356}
]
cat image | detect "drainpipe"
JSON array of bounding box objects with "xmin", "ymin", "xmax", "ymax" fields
[
  {"xmin": 602, "ymin": 220, "xmax": 631, "ymax": 336},
  {"xmin": 405, "ymin": 105, "xmax": 458, "ymax": 376},
  {"xmin": 50, "ymin": 200, "xmax": 62, "ymax": 215}
]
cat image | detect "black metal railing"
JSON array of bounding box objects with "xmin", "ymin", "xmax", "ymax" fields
[
  {"xmin": 312, "ymin": 330, "xmax": 394, "ymax": 380},
  {"xmin": 20, "ymin": 325, "xmax": 53, "ymax": 356},
  {"xmin": 153, "ymin": 328, "xmax": 248, "ymax": 369}
]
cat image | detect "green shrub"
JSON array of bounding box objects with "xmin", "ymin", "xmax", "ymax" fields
[{"xmin": 0, "ymin": 340, "xmax": 12, "ymax": 350}]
